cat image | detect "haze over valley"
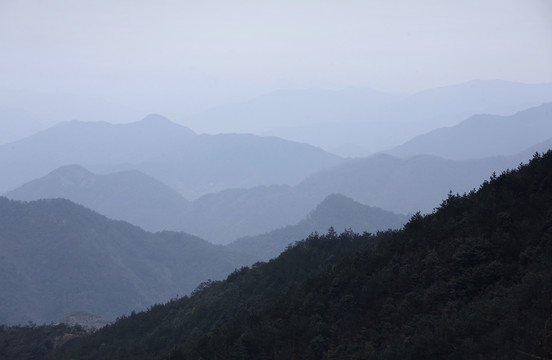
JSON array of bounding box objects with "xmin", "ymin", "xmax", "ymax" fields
[{"xmin": 1, "ymin": 1, "xmax": 552, "ymax": 358}]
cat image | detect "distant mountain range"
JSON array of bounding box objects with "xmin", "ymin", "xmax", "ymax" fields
[
  {"xmin": 229, "ymin": 194, "xmax": 408, "ymax": 261},
  {"xmin": 0, "ymin": 194, "xmax": 408, "ymax": 324},
  {"xmin": 0, "ymin": 197, "xmax": 255, "ymax": 325},
  {"xmin": 5, "ymin": 165, "xmax": 189, "ymax": 232},
  {"xmin": 185, "ymin": 80, "xmax": 552, "ymax": 156},
  {"xmin": 4, "ymin": 167, "xmax": 405, "ymax": 245},
  {"xmin": 4, "ymin": 102, "xmax": 551, "ymax": 244},
  {"xmin": 48, "ymin": 150, "xmax": 552, "ymax": 360},
  {"xmin": 0, "ymin": 114, "xmax": 342, "ymax": 198},
  {"xmin": 7, "ymin": 142, "xmax": 548, "ymax": 244},
  {"xmin": 387, "ymin": 102, "xmax": 552, "ymax": 159}
]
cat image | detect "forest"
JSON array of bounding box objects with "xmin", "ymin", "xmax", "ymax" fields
[{"xmin": 1, "ymin": 150, "xmax": 550, "ymax": 359}]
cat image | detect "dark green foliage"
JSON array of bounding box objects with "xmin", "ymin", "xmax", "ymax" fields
[
  {"xmin": 13, "ymin": 150, "xmax": 552, "ymax": 359},
  {"xmin": 0, "ymin": 323, "xmax": 85, "ymax": 360},
  {"xmin": 55, "ymin": 229, "xmax": 373, "ymax": 359}
]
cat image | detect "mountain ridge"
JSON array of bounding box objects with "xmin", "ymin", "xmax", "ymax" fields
[
  {"xmin": 229, "ymin": 193, "xmax": 408, "ymax": 261},
  {"xmin": 388, "ymin": 102, "xmax": 552, "ymax": 159},
  {"xmin": 0, "ymin": 115, "xmax": 342, "ymax": 198},
  {"xmin": 49, "ymin": 149, "xmax": 552, "ymax": 360},
  {"xmin": 0, "ymin": 196, "xmax": 255, "ymax": 325}
]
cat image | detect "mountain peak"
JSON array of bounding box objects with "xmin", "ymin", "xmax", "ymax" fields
[
  {"xmin": 49, "ymin": 164, "xmax": 91, "ymax": 177},
  {"xmin": 134, "ymin": 114, "xmax": 196, "ymax": 136},
  {"xmin": 139, "ymin": 113, "xmax": 171, "ymax": 124}
]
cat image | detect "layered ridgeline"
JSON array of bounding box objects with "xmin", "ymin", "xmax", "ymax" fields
[
  {"xmin": 4, "ymin": 102, "xmax": 551, "ymax": 244},
  {"xmin": 0, "ymin": 114, "xmax": 342, "ymax": 198},
  {"xmin": 5, "ymin": 167, "xmax": 406, "ymax": 244},
  {"xmin": 388, "ymin": 102, "xmax": 552, "ymax": 159},
  {"xmin": 229, "ymin": 194, "xmax": 408, "ymax": 261},
  {"xmin": 5, "ymin": 165, "xmax": 190, "ymax": 232},
  {"xmin": 26, "ymin": 150, "xmax": 549, "ymax": 359},
  {"xmin": 185, "ymin": 80, "xmax": 552, "ymax": 156},
  {"xmin": 7, "ymin": 139, "xmax": 551, "ymax": 243},
  {"xmin": 0, "ymin": 197, "xmax": 255, "ymax": 325}
]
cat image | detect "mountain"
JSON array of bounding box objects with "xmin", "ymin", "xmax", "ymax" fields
[
  {"xmin": 0, "ymin": 197, "xmax": 255, "ymax": 325},
  {"xmin": 0, "ymin": 114, "xmax": 342, "ymax": 198},
  {"xmin": 189, "ymin": 141, "xmax": 552, "ymax": 242},
  {"xmin": 388, "ymin": 102, "xmax": 552, "ymax": 159},
  {"xmin": 296, "ymin": 153, "xmax": 520, "ymax": 215},
  {"xmin": 229, "ymin": 194, "xmax": 408, "ymax": 261},
  {"xmin": 6, "ymin": 132, "xmax": 549, "ymax": 245},
  {"xmin": 46, "ymin": 150, "xmax": 552, "ymax": 360},
  {"xmin": 5, "ymin": 165, "xmax": 190, "ymax": 232},
  {"xmin": 185, "ymin": 80, "xmax": 552, "ymax": 156}
]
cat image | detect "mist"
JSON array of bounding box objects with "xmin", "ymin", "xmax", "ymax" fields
[
  {"xmin": 0, "ymin": 0, "xmax": 551, "ymax": 132},
  {"xmin": 2, "ymin": 1, "xmax": 552, "ymax": 351}
]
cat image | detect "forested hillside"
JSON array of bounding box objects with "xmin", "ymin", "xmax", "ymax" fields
[
  {"xmin": 0, "ymin": 197, "xmax": 254, "ymax": 324},
  {"xmin": 36, "ymin": 150, "xmax": 552, "ymax": 359},
  {"xmin": 230, "ymin": 194, "xmax": 407, "ymax": 261}
]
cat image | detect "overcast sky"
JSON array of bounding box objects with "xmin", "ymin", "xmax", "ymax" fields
[{"xmin": 0, "ymin": 0, "xmax": 551, "ymax": 120}]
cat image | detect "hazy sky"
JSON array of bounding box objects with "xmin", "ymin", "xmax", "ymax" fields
[{"xmin": 1, "ymin": 0, "xmax": 551, "ymax": 120}]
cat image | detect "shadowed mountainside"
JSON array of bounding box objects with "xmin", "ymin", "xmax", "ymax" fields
[
  {"xmin": 47, "ymin": 150, "xmax": 552, "ymax": 360},
  {"xmin": 0, "ymin": 197, "xmax": 255, "ymax": 325}
]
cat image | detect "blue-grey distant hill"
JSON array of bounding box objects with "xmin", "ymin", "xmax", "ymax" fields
[
  {"xmin": 7, "ymin": 138, "xmax": 551, "ymax": 244},
  {"xmin": 229, "ymin": 194, "xmax": 408, "ymax": 261},
  {"xmin": 0, "ymin": 196, "xmax": 255, "ymax": 325},
  {"xmin": 0, "ymin": 114, "xmax": 342, "ymax": 198},
  {"xmin": 5, "ymin": 165, "xmax": 190, "ymax": 232},
  {"xmin": 387, "ymin": 102, "xmax": 552, "ymax": 159},
  {"xmin": 5, "ymin": 165, "xmax": 294, "ymax": 241},
  {"xmin": 184, "ymin": 80, "xmax": 552, "ymax": 156},
  {"xmin": 189, "ymin": 140, "xmax": 552, "ymax": 240}
]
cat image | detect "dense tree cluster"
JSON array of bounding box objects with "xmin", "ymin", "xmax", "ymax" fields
[
  {"xmin": 0, "ymin": 323, "xmax": 84, "ymax": 360},
  {"xmin": 2, "ymin": 151, "xmax": 552, "ymax": 359}
]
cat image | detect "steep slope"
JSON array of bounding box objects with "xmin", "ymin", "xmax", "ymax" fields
[
  {"xmin": 388, "ymin": 102, "xmax": 552, "ymax": 159},
  {"xmin": 0, "ymin": 114, "xmax": 342, "ymax": 198},
  {"xmin": 52, "ymin": 150, "xmax": 552, "ymax": 360},
  {"xmin": 5, "ymin": 165, "xmax": 190, "ymax": 232},
  {"xmin": 0, "ymin": 197, "xmax": 254, "ymax": 325},
  {"xmin": 229, "ymin": 194, "xmax": 408, "ymax": 260}
]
